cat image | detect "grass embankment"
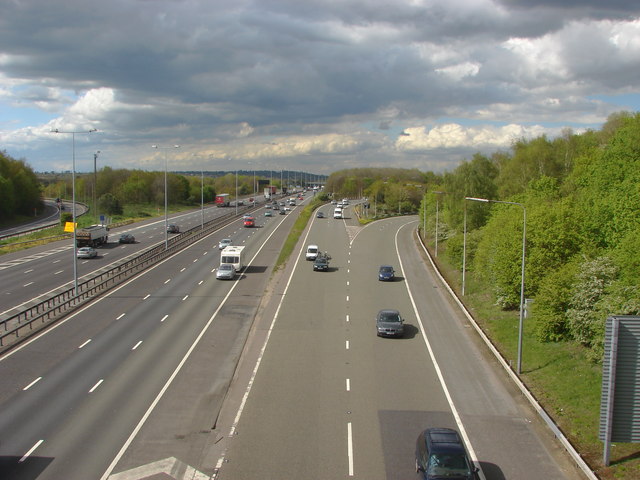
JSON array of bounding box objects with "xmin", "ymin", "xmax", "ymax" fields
[
  {"xmin": 421, "ymin": 235, "xmax": 637, "ymax": 480},
  {"xmin": 274, "ymin": 197, "xmax": 326, "ymax": 271}
]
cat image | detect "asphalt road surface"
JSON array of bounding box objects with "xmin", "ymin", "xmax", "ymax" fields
[
  {"xmin": 0, "ymin": 197, "xmax": 588, "ymax": 480},
  {"xmin": 210, "ymin": 206, "xmax": 586, "ymax": 480},
  {"xmin": 0, "ymin": 195, "xmax": 306, "ymax": 480}
]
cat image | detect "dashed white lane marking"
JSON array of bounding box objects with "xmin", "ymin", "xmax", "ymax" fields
[
  {"xmin": 79, "ymin": 339, "xmax": 92, "ymax": 349},
  {"xmin": 116, "ymin": 313, "xmax": 126, "ymax": 320},
  {"xmin": 23, "ymin": 377, "xmax": 42, "ymax": 391},
  {"xmin": 132, "ymin": 341, "xmax": 142, "ymax": 350},
  {"xmin": 346, "ymin": 378, "xmax": 351, "ymax": 391},
  {"xmin": 20, "ymin": 439, "xmax": 44, "ymax": 462},
  {"xmin": 89, "ymin": 379, "xmax": 104, "ymax": 393}
]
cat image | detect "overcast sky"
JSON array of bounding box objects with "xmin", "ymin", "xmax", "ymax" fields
[{"xmin": 1, "ymin": 0, "xmax": 639, "ymax": 175}]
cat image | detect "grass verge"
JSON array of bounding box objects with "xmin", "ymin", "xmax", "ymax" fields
[{"xmin": 422, "ymin": 234, "xmax": 638, "ymax": 480}]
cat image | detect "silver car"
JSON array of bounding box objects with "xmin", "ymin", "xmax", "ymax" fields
[
  {"xmin": 77, "ymin": 247, "xmax": 97, "ymax": 259},
  {"xmin": 218, "ymin": 238, "xmax": 232, "ymax": 250},
  {"xmin": 216, "ymin": 263, "xmax": 236, "ymax": 280}
]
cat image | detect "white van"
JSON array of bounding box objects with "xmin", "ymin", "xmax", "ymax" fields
[
  {"xmin": 333, "ymin": 208, "xmax": 343, "ymax": 219},
  {"xmin": 305, "ymin": 244, "xmax": 319, "ymax": 260}
]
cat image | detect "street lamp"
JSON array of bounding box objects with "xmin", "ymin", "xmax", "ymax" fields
[
  {"xmin": 51, "ymin": 128, "xmax": 97, "ymax": 296},
  {"xmin": 433, "ymin": 191, "xmax": 448, "ymax": 257},
  {"xmin": 93, "ymin": 150, "xmax": 100, "ymax": 223},
  {"xmin": 465, "ymin": 196, "xmax": 527, "ymax": 374},
  {"xmin": 152, "ymin": 144, "xmax": 180, "ymax": 249}
]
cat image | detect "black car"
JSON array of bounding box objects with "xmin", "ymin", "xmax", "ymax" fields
[
  {"xmin": 378, "ymin": 265, "xmax": 395, "ymax": 281},
  {"xmin": 316, "ymin": 211, "xmax": 325, "ymax": 218},
  {"xmin": 119, "ymin": 233, "xmax": 136, "ymax": 244},
  {"xmin": 313, "ymin": 252, "xmax": 330, "ymax": 271},
  {"xmin": 376, "ymin": 309, "xmax": 404, "ymax": 337},
  {"xmin": 415, "ymin": 428, "xmax": 477, "ymax": 479},
  {"xmin": 167, "ymin": 224, "xmax": 180, "ymax": 233},
  {"xmin": 279, "ymin": 209, "xmax": 286, "ymax": 215}
]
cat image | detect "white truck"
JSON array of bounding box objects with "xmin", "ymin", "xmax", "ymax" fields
[
  {"xmin": 76, "ymin": 225, "xmax": 109, "ymax": 247},
  {"xmin": 220, "ymin": 245, "xmax": 245, "ymax": 272}
]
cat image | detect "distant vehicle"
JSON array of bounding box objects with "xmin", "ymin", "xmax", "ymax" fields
[
  {"xmin": 216, "ymin": 263, "xmax": 236, "ymax": 280},
  {"xmin": 76, "ymin": 225, "xmax": 109, "ymax": 248},
  {"xmin": 77, "ymin": 246, "xmax": 97, "ymax": 259},
  {"xmin": 264, "ymin": 185, "xmax": 277, "ymax": 200},
  {"xmin": 119, "ymin": 233, "xmax": 136, "ymax": 244},
  {"xmin": 218, "ymin": 238, "xmax": 232, "ymax": 250},
  {"xmin": 305, "ymin": 244, "xmax": 319, "ymax": 260},
  {"xmin": 313, "ymin": 252, "xmax": 330, "ymax": 271},
  {"xmin": 167, "ymin": 224, "xmax": 180, "ymax": 233},
  {"xmin": 378, "ymin": 265, "xmax": 395, "ymax": 281},
  {"xmin": 415, "ymin": 428, "xmax": 477, "ymax": 480},
  {"xmin": 316, "ymin": 211, "xmax": 325, "ymax": 218},
  {"xmin": 243, "ymin": 216, "xmax": 255, "ymax": 227},
  {"xmin": 333, "ymin": 208, "xmax": 343, "ymax": 219},
  {"xmin": 376, "ymin": 309, "xmax": 404, "ymax": 337},
  {"xmin": 279, "ymin": 210, "xmax": 286, "ymax": 215},
  {"xmin": 215, "ymin": 194, "xmax": 231, "ymax": 207},
  {"xmin": 272, "ymin": 204, "xmax": 280, "ymax": 210},
  {"xmin": 265, "ymin": 210, "xmax": 273, "ymax": 217}
]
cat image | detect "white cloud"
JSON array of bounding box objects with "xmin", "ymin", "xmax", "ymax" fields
[{"xmin": 396, "ymin": 123, "xmax": 549, "ymax": 151}]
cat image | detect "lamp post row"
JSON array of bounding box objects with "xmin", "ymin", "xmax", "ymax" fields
[{"xmin": 420, "ymin": 190, "xmax": 527, "ymax": 374}]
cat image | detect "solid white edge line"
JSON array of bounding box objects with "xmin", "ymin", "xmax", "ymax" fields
[
  {"xmin": 214, "ymin": 207, "xmax": 316, "ymax": 474},
  {"xmin": 394, "ymin": 221, "xmax": 485, "ymax": 480},
  {"xmin": 103, "ymin": 206, "xmax": 295, "ymax": 480},
  {"xmin": 412, "ymin": 226, "xmax": 597, "ymax": 480},
  {"xmin": 19, "ymin": 439, "xmax": 44, "ymax": 463}
]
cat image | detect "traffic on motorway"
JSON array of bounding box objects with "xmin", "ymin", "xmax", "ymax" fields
[{"xmin": 0, "ymin": 194, "xmax": 587, "ymax": 480}]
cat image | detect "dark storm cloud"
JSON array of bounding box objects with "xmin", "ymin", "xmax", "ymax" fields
[{"xmin": 0, "ymin": 0, "xmax": 639, "ymax": 172}]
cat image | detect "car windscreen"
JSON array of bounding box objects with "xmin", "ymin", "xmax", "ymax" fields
[{"xmin": 380, "ymin": 312, "xmax": 401, "ymax": 322}]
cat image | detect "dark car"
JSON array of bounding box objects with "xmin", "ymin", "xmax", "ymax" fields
[
  {"xmin": 279, "ymin": 209, "xmax": 286, "ymax": 215},
  {"xmin": 167, "ymin": 224, "xmax": 180, "ymax": 233},
  {"xmin": 378, "ymin": 265, "xmax": 395, "ymax": 281},
  {"xmin": 313, "ymin": 252, "xmax": 331, "ymax": 271},
  {"xmin": 415, "ymin": 428, "xmax": 477, "ymax": 479},
  {"xmin": 316, "ymin": 211, "xmax": 325, "ymax": 218},
  {"xmin": 376, "ymin": 309, "xmax": 404, "ymax": 337},
  {"xmin": 119, "ymin": 233, "xmax": 136, "ymax": 244}
]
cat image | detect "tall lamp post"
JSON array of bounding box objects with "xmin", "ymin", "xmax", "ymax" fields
[
  {"xmin": 465, "ymin": 196, "xmax": 527, "ymax": 374},
  {"xmin": 93, "ymin": 150, "xmax": 100, "ymax": 223},
  {"xmin": 51, "ymin": 128, "xmax": 97, "ymax": 296},
  {"xmin": 433, "ymin": 191, "xmax": 448, "ymax": 257},
  {"xmin": 152, "ymin": 144, "xmax": 180, "ymax": 249}
]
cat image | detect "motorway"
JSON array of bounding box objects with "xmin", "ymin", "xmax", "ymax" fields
[
  {"xmin": 0, "ymin": 195, "xmax": 301, "ymax": 480},
  {"xmin": 0, "ymin": 197, "xmax": 587, "ymax": 479},
  {"xmin": 210, "ymin": 205, "xmax": 586, "ymax": 480},
  {"xmin": 0, "ymin": 201, "xmax": 262, "ymax": 316}
]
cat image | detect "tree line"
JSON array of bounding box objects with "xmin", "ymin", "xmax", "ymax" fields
[
  {"xmin": 0, "ymin": 151, "xmax": 42, "ymax": 224},
  {"xmin": 325, "ymin": 111, "xmax": 639, "ymax": 361}
]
